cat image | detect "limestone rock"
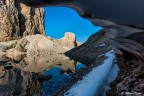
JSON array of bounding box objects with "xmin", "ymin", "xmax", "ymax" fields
[
  {"xmin": 0, "ymin": 34, "xmax": 67, "ymax": 62},
  {"xmin": 1, "ymin": 35, "xmax": 69, "ymax": 63},
  {"xmin": 60, "ymin": 32, "xmax": 77, "ymax": 48},
  {"xmin": 19, "ymin": 3, "xmax": 45, "ymax": 36},
  {"xmin": 0, "ymin": 0, "xmax": 45, "ymax": 42},
  {"xmin": 48, "ymin": 32, "xmax": 82, "ymax": 50}
]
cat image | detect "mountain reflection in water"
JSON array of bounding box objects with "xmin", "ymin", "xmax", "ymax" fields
[
  {"xmin": 42, "ymin": 64, "xmax": 86, "ymax": 96},
  {"xmin": 0, "ymin": 50, "xmax": 119, "ymax": 96},
  {"xmin": 0, "ymin": 50, "xmax": 85, "ymax": 96},
  {"xmin": 39, "ymin": 54, "xmax": 86, "ymax": 96}
]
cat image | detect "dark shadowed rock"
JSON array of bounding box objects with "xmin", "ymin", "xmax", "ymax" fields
[
  {"xmin": 65, "ymin": 30, "xmax": 111, "ymax": 65},
  {"xmin": 38, "ymin": 75, "xmax": 53, "ymax": 82},
  {"xmin": 4, "ymin": 65, "xmax": 13, "ymax": 70}
]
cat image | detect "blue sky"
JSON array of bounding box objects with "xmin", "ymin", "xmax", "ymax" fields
[{"xmin": 44, "ymin": 7, "xmax": 101, "ymax": 42}]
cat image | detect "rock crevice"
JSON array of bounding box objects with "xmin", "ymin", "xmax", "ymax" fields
[{"xmin": 0, "ymin": 0, "xmax": 45, "ymax": 42}]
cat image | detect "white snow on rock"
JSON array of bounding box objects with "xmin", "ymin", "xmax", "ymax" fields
[{"xmin": 64, "ymin": 50, "xmax": 118, "ymax": 96}]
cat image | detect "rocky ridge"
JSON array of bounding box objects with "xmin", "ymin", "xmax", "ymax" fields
[
  {"xmin": 65, "ymin": 30, "xmax": 110, "ymax": 64},
  {"xmin": 47, "ymin": 32, "xmax": 82, "ymax": 50}
]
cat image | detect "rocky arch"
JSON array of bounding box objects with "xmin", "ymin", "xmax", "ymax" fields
[{"xmin": 19, "ymin": 0, "xmax": 144, "ymax": 58}]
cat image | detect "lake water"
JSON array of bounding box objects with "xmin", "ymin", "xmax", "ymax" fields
[
  {"xmin": 42, "ymin": 64, "xmax": 86, "ymax": 96},
  {"xmin": 41, "ymin": 51, "xmax": 119, "ymax": 96},
  {"xmin": 0, "ymin": 50, "xmax": 119, "ymax": 96}
]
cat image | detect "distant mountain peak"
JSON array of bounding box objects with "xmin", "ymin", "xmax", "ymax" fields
[{"xmin": 47, "ymin": 32, "xmax": 82, "ymax": 50}]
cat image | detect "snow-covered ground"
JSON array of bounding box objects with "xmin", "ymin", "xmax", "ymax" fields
[{"xmin": 64, "ymin": 51, "xmax": 119, "ymax": 96}]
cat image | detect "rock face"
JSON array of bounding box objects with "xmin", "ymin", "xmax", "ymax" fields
[
  {"xmin": 107, "ymin": 51, "xmax": 144, "ymax": 95},
  {"xmin": 0, "ymin": 0, "xmax": 45, "ymax": 42},
  {"xmin": 48, "ymin": 32, "xmax": 81, "ymax": 50},
  {"xmin": 59, "ymin": 32, "xmax": 77, "ymax": 48},
  {"xmin": 0, "ymin": 34, "xmax": 67, "ymax": 61},
  {"xmin": 65, "ymin": 31, "xmax": 111, "ymax": 64}
]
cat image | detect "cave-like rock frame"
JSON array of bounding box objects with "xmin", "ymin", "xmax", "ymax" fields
[{"xmin": 19, "ymin": 0, "xmax": 144, "ymax": 58}]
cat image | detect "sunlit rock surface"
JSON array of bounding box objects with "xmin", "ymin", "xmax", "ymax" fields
[
  {"xmin": 0, "ymin": 34, "xmax": 67, "ymax": 62},
  {"xmin": 0, "ymin": 0, "xmax": 45, "ymax": 42},
  {"xmin": 48, "ymin": 32, "xmax": 82, "ymax": 50}
]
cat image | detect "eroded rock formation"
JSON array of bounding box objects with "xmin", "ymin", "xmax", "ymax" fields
[
  {"xmin": 0, "ymin": 34, "xmax": 67, "ymax": 62},
  {"xmin": 65, "ymin": 30, "xmax": 110, "ymax": 64},
  {"xmin": 48, "ymin": 32, "xmax": 81, "ymax": 50},
  {"xmin": 0, "ymin": 0, "xmax": 45, "ymax": 42}
]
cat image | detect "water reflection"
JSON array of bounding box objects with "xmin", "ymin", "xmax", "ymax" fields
[
  {"xmin": 42, "ymin": 67, "xmax": 72, "ymax": 96},
  {"xmin": 13, "ymin": 53, "xmax": 78, "ymax": 73},
  {"xmin": 0, "ymin": 51, "xmax": 86, "ymax": 96},
  {"xmin": 0, "ymin": 50, "xmax": 119, "ymax": 96},
  {"xmin": 10, "ymin": 51, "xmax": 87, "ymax": 96},
  {"xmin": 42, "ymin": 64, "xmax": 86, "ymax": 96}
]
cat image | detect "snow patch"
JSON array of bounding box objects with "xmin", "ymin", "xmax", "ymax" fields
[{"xmin": 64, "ymin": 50, "xmax": 117, "ymax": 96}]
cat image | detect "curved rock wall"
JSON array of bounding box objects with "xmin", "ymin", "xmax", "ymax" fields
[{"xmin": 19, "ymin": 0, "xmax": 144, "ymax": 58}]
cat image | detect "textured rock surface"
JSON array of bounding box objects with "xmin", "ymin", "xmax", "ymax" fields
[
  {"xmin": 107, "ymin": 52, "xmax": 144, "ymax": 95},
  {"xmin": 0, "ymin": 0, "xmax": 45, "ymax": 42},
  {"xmin": 65, "ymin": 31, "xmax": 111, "ymax": 64},
  {"xmin": 59, "ymin": 32, "xmax": 77, "ymax": 48},
  {"xmin": 0, "ymin": 34, "xmax": 67, "ymax": 62},
  {"xmin": 0, "ymin": 67, "xmax": 41, "ymax": 96},
  {"xmin": 48, "ymin": 32, "xmax": 82, "ymax": 50}
]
